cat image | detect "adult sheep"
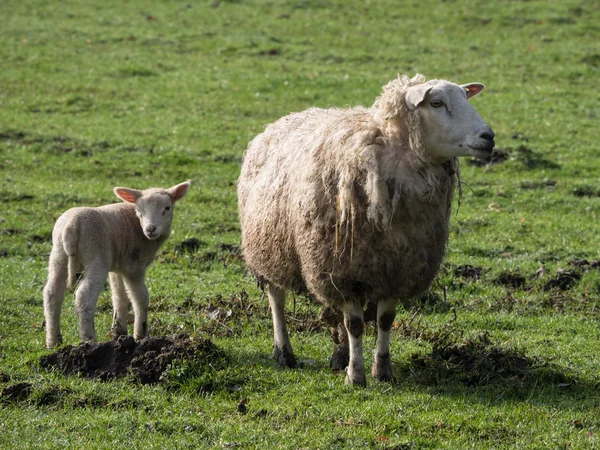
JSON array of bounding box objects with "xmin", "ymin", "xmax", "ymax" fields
[{"xmin": 237, "ymin": 74, "xmax": 495, "ymax": 386}]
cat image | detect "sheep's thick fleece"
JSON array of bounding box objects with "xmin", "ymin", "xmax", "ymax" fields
[{"xmin": 237, "ymin": 74, "xmax": 495, "ymax": 385}]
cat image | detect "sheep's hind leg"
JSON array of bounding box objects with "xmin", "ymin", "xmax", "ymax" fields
[
  {"xmin": 123, "ymin": 275, "xmax": 149, "ymax": 341},
  {"xmin": 43, "ymin": 249, "xmax": 68, "ymax": 348},
  {"xmin": 268, "ymin": 285, "xmax": 296, "ymax": 368},
  {"xmin": 343, "ymin": 301, "xmax": 366, "ymax": 386},
  {"xmin": 109, "ymin": 273, "xmax": 130, "ymax": 338},
  {"xmin": 372, "ymin": 298, "xmax": 396, "ymax": 381},
  {"xmin": 75, "ymin": 264, "xmax": 108, "ymax": 343}
]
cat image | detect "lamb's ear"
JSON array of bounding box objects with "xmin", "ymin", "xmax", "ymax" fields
[
  {"xmin": 462, "ymin": 83, "xmax": 485, "ymax": 100},
  {"xmin": 114, "ymin": 187, "xmax": 142, "ymax": 204},
  {"xmin": 168, "ymin": 181, "xmax": 190, "ymax": 202},
  {"xmin": 405, "ymin": 84, "xmax": 434, "ymax": 111}
]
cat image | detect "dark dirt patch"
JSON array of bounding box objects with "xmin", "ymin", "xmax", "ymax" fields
[
  {"xmin": 39, "ymin": 335, "xmax": 221, "ymax": 384},
  {"xmin": 572, "ymin": 185, "xmax": 600, "ymax": 198},
  {"xmin": 582, "ymin": 54, "xmax": 600, "ymax": 67},
  {"xmin": 520, "ymin": 179, "xmax": 557, "ymax": 192},
  {"xmin": 568, "ymin": 258, "xmax": 600, "ymax": 270},
  {"xmin": 35, "ymin": 386, "xmax": 74, "ymax": 406},
  {"xmin": 470, "ymin": 145, "xmax": 559, "ymax": 170},
  {"xmin": 175, "ymin": 237, "xmax": 205, "ymax": 253},
  {"xmin": 0, "ymin": 372, "xmax": 10, "ymax": 383},
  {"xmin": 0, "ymin": 382, "xmax": 33, "ymax": 403},
  {"xmin": 453, "ymin": 264, "xmax": 484, "ymax": 280},
  {"xmin": 544, "ymin": 269, "xmax": 581, "ymax": 291},
  {"xmin": 410, "ymin": 333, "xmax": 537, "ymax": 387},
  {"xmin": 494, "ymin": 271, "xmax": 527, "ymax": 288}
]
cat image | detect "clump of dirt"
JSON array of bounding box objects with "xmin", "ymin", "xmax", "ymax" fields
[
  {"xmin": 454, "ymin": 264, "xmax": 484, "ymax": 280},
  {"xmin": 568, "ymin": 258, "xmax": 600, "ymax": 270},
  {"xmin": 39, "ymin": 335, "xmax": 221, "ymax": 384},
  {"xmin": 494, "ymin": 270, "xmax": 527, "ymax": 288},
  {"xmin": 0, "ymin": 382, "xmax": 33, "ymax": 402},
  {"xmin": 544, "ymin": 269, "xmax": 581, "ymax": 291},
  {"xmin": 175, "ymin": 237, "xmax": 205, "ymax": 253},
  {"xmin": 410, "ymin": 332, "xmax": 535, "ymax": 387}
]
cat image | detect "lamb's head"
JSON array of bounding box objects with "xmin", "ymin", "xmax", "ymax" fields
[
  {"xmin": 405, "ymin": 79, "xmax": 495, "ymax": 162},
  {"xmin": 114, "ymin": 181, "xmax": 190, "ymax": 240}
]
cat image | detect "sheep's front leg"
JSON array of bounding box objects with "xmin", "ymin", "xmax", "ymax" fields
[
  {"xmin": 75, "ymin": 264, "xmax": 108, "ymax": 343},
  {"xmin": 268, "ymin": 284, "xmax": 296, "ymax": 368},
  {"xmin": 43, "ymin": 250, "xmax": 68, "ymax": 348},
  {"xmin": 343, "ymin": 301, "xmax": 366, "ymax": 386},
  {"xmin": 372, "ymin": 298, "xmax": 396, "ymax": 381},
  {"xmin": 123, "ymin": 275, "xmax": 149, "ymax": 341},
  {"xmin": 109, "ymin": 273, "xmax": 130, "ymax": 338}
]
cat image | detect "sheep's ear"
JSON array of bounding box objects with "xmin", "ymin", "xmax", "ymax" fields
[
  {"xmin": 168, "ymin": 181, "xmax": 190, "ymax": 202},
  {"xmin": 462, "ymin": 83, "xmax": 485, "ymax": 100},
  {"xmin": 114, "ymin": 187, "xmax": 142, "ymax": 204},
  {"xmin": 405, "ymin": 84, "xmax": 434, "ymax": 111}
]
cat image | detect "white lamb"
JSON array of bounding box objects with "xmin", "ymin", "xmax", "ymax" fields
[
  {"xmin": 43, "ymin": 181, "xmax": 190, "ymax": 348},
  {"xmin": 237, "ymin": 74, "xmax": 495, "ymax": 386}
]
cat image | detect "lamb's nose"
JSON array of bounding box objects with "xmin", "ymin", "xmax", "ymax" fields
[{"xmin": 146, "ymin": 225, "xmax": 156, "ymax": 234}]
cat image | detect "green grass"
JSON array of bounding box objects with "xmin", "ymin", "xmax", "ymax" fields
[{"xmin": 1, "ymin": 0, "xmax": 600, "ymax": 448}]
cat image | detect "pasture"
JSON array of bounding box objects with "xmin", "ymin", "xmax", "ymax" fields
[{"xmin": 1, "ymin": 0, "xmax": 599, "ymax": 448}]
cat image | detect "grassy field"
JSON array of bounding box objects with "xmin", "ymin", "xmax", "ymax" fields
[{"xmin": 1, "ymin": 0, "xmax": 599, "ymax": 448}]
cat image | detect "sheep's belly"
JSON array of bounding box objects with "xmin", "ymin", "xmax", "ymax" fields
[{"xmin": 295, "ymin": 214, "xmax": 449, "ymax": 307}]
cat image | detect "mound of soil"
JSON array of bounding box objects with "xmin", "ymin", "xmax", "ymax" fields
[
  {"xmin": 410, "ymin": 333, "xmax": 534, "ymax": 387},
  {"xmin": 39, "ymin": 335, "xmax": 220, "ymax": 384}
]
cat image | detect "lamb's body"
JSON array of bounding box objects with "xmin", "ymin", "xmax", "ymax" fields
[
  {"xmin": 238, "ymin": 74, "xmax": 495, "ymax": 385},
  {"xmin": 43, "ymin": 182, "xmax": 189, "ymax": 348}
]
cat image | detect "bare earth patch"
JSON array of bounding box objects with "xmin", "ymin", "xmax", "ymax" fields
[{"xmin": 39, "ymin": 335, "xmax": 221, "ymax": 384}]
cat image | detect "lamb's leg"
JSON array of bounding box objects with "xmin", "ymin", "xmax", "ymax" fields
[
  {"xmin": 75, "ymin": 264, "xmax": 108, "ymax": 343},
  {"xmin": 372, "ymin": 298, "xmax": 396, "ymax": 381},
  {"xmin": 109, "ymin": 273, "xmax": 130, "ymax": 338},
  {"xmin": 43, "ymin": 249, "xmax": 68, "ymax": 348},
  {"xmin": 343, "ymin": 301, "xmax": 366, "ymax": 386},
  {"xmin": 122, "ymin": 275, "xmax": 149, "ymax": 341},
  {"xmin": 268, "ymin": 284, "xmax": 296, "ymax": 368}
]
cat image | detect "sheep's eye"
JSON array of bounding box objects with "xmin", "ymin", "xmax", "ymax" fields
[
  {"xmin": 430, "ymin": 99, "xmax": 444, "ymax": 108},
  {"xmin": 165, "ymin": 206, "xmax": 171, "ymax": 212}
]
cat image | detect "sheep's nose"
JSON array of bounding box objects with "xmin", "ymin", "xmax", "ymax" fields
[
  {"xmin": 145, "ymin": 225, "xmax": 156, "ymax": 234},
  {"xmin": 480, "ymin": 129, "xmax": 495, "ymax": 142}
]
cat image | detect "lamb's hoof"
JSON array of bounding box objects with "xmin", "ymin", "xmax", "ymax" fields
[
  {"xmin": 372, "ymin": 353, "xmax": 394, "ymax": 382},
  {"xmin": 46, "ymin": 333, "xmax": 63, "ymax": 349},
  {"xmin": 274, "ymin": 347, "xmax": 297, "ymax": 369},
  {"xmin": 330, "ymin": 345, "xmax": 349, "ymax": 372}
]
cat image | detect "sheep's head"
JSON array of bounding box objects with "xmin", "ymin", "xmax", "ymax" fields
[
  {"xmin": 114, "ymin": 181, "xmax": 190, "ymax": 240},
  {"xmin": 405, "ymin": 79, "xmax": 495, "ymax": 163}
]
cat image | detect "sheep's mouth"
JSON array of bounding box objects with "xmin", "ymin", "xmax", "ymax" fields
[{"xmin": 468, "ymin": 142, "xmax": 495, "ymax": 159}]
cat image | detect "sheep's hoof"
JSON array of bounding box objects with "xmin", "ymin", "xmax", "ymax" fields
[
  {"xmin": 372, "ymin": 353, "xmax": 394, "ymax": 382},
  {"xmin": 345, "ymin": 371, "xmax": 367, "ymax": 387},
  {"xmin": 273, "ymin": 347, "xmax": 297, "ymax": 369}
]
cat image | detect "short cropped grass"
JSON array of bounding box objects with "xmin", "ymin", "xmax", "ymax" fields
[{"xmin": 1, "ymin": 0, "xmax": 599, "ymax": 448}]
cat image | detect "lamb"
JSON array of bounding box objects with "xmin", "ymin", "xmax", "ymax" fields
[
  {"xmin": 43, "ymin": 181, "xmax": 190, "ymax": 348},
  {"xmin": 237, "ymin": 74, "xmax": 495, "ymax": 386}
]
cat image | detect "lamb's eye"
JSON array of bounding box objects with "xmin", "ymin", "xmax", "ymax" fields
[
  {"xmin": 430, "ymin": 99, "xmax": 444, "ymax": 108},
  {"xmin": 165, "ymin": 206, "xmax": 171, "ymax": 212}
]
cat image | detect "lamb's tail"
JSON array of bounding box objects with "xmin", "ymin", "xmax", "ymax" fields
[{"xmin": 62, "ymin": 220, "xmax": 80, "ymax": 290}]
